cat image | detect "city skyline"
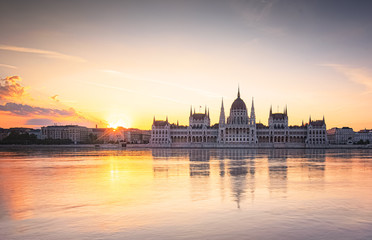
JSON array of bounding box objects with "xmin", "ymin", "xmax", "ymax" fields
[{"xmin": 1, "ymin": 0, "xmax": 372, "ymax": 131}]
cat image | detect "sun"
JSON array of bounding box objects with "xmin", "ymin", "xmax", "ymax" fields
[
  {"xmin": 106, "ymin": 113, "xmax": 131, "ymax": 129},
  {"xmin": 108, "ymin": 119, "xmax": 129, "ymax": 129}
]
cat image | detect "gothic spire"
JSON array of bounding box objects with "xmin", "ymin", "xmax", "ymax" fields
[
  {"xmin": 237, "ymin": 85, "xmax": 240, "ymax": 98},
  {"xmin": 219, "ymin": 98, "xmax": 225, "ymax": 125},
  {"xmin": 251, "ymin": 97, "xmax": 256, "ymax": 124},
  {"xmin": 270, "ymin": 105, "xmax": 272, "ymax": 116},
  {"xmin": 250, "ymin": 97, "xmax": 255, "ymax": 117},
  {"xmin": 190, "ymin": 106, "xmax": 192, "ymax": 117}
]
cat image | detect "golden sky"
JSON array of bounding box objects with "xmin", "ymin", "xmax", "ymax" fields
[{"xmin": 0, "ymin": 1, "xmax": 371, "ymax": 130}]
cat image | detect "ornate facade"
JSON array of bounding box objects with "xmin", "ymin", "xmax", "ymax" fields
[{"xmin": 150, "ymin": 88, "xmax": 328, "ymax": 148}]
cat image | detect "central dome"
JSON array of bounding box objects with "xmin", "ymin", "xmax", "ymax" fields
[
  {"xmin": 231, "ymin": 97, "xmax": 247, "ymax": 110},
  {"xmin": 230, "ymin": 87, "xmax": 247, "ymax": 110}
]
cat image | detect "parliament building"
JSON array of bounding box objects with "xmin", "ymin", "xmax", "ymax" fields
[{"xmin": 150, "ymin": 88, "xmax": 328, "ymax": 148}]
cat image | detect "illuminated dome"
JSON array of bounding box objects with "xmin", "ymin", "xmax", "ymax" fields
[
  {"xmin": 230, "ymin": 88, "xmax": 247, "ymax": 110},
  {"xmin": 231, "ymin": 97, "xmax": 247, "ymax": 110},
  {"xmin": 227, "ymin": 87, "xmax": 249, "ymax": 125}
]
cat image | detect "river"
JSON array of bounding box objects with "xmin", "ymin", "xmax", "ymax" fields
[{"xmin": 0, "ymin": 148, "xmax": 371, "ymax": 239}]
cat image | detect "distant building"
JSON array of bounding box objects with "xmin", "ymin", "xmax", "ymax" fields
[
  {"xmin": 327, "ymin": 127, "xmax": 354, "ymax": 144},
  {"xmin": 307, "ymin": 117, "xmax": 328, "ymax": 145},
  {"xmin": 89, "ymin": 127, "xmax": 151, "ymax": 144},
  {"xmin": 41, "ymin": 125, "xmax": 91, "ymax": 143},
  {"xmin": 29, "ymin": 129, "xmax": 42, "ymax": 139},
  {"xmin": 354, "ymin": 129, "xmax": 372, "ymax": 144},
  {"xmin": 150, "ymin": 88, "xmax": 328, "ymax": 148},
  {"xmin": 125, "ymin": 129, "xmax": 151, "ymax": 144},
  {"xmin": 9, "ymin": 128, "xmax": 33, "ymax": 134},
  {"xmin": 90, "ymin": 128, "xmax": 108, "ymax": 143},
  {"xmin": 0, "ymin": 128, "xmax": 10, "ymax": 141}
]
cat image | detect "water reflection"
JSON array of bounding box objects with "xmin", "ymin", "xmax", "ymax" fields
[
  {"xmin": 0, "ymin": 148, "xmax": 372, "ymax": 239},
  {"xmin": 268, "ymin": 149, "xmax": 288, "ymax": 197}
]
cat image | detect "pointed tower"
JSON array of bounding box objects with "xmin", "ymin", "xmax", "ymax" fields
[
  {"xmin": 166, "ymin": 116, "xmax": 168, "ymax": 123},
  {"xmin": 237, "ymin": 85, "xmax": 240, "ymax": 98},
  {"xmin": 190, "ymin": 106, "xmax": 192, "ymax": 117},
  {"xmin": 208, "ymin": 108, "xmax": 210, "ymax": 118},
  {"xmin": 309, "ymin": 115, "xmax": 312, "ymax": 124},
  {"xmin": 219, "ymin": 98, "xmax": 225, "ymax": 126},
  {"xmin": 270, "ymin": 105, "xmax": 272, "ymax": 116},
  {"xmin": 284, "ymin": 105, "xmax": 287, "ymax": 116},
  {"xmin": 250, "ymin": 97, "xmax": 256, "ymax": 125},
  {"xmin": 153, "ymin": 116, "xmax": 155, "ymax": 124},
  {"xmin": 205, "ymin": 105, "xmax": 207, "ymax": 115}
]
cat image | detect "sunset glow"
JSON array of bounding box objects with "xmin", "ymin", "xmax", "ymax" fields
[
  {"xmin": 107, "ymin": 114, "xmax": 131, "ymax": 129},
  {"xmin": 0, "ymin": 1, "xmax": 371, "ymax": 130}
]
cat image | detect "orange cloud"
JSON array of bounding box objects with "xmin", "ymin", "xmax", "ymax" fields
[
  {"xmin": 0, "ymin": 76, "xmax": 24, "ymax": 100},
  {"xmin": 50, "ymin": 94, "xmax": 59, "ymax": 102}
]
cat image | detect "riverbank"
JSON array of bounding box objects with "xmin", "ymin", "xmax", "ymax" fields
[{"xmin": 0, "ymin": 143, "xmax": 371, "ymax": 149}]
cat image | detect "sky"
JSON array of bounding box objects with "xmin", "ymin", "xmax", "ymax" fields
[{"xmin": 0, "ymin": 0, "xmax": 371, "ymax": 130}]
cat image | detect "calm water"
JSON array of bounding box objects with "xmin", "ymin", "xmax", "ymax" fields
[{"xmin": 0, "ymin": 148, "xmax": 372, "ymax": 240}]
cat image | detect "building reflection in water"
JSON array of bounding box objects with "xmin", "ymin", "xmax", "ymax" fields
[
  {"xmin": 225, "ymin": 149, "xmax": 256, "ymax": 208},
  {"xmin": 267, "ymin": 149, "xmax": 288, "ymax": 198},
  {"xmin": 304, "ymin": 149, "xmax": 326, "ymax": 182},
  {"xmin": 189, "ymin": 149, "xmax": 211, "ymax": 177},
  {"xmin": 188, "ymin": 149, "xmax": 211, "ymax": 201}
]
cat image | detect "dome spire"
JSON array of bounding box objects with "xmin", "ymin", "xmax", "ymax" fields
[{"xmin": 237, "ymin": 85, "xmax": 240, "ymax": 98}]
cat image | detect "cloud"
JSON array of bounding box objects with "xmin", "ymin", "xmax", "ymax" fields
[
  {"xmin": 101, "ymin": 69, "xmax": 222, "ymax": 98},
  {"xmin": 230, "ymin": 0, "xmax": 279, "ymax": 23},
  {"xmin": 25, "ymin": 118, "xmax": 54, "ymax": 126},
  {"xmin": 0, "ymin": 44, "xmax": 86, "ymax": 62},
  {"xmin": 50, "ymin": 94, "xmax": 59, "ymax": 102},
  {"xmin": 0, "ymin": 76, "xmax": 25, "ymax": 100},
  {"xmin": 322, "ymin": 64, "xmax": 372, "ymax": 93},
  {"xmin": 85, "ymin": 80, "xmax": 189, "ymax": 105},
  {"xmin": 0, "ymin": 63, "xmax": 17, "ymax": 69},
  {"xmin": 0, "ymin": 102, "xmax": 76, "ymax": 116}
]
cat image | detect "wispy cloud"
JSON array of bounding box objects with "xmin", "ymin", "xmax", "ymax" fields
[
  {"xmin": 0, "ymin": 76, "xmax": 25, "ymax": 100},
  {"xmin": 101, "ymin": 69, "xmax": 222, "ymax": 98},
  {"xmin": 231, "ymin": 0, "xmax": 278, "ymax": 23},
  {"xmin": 85, "ymin": 80, "xmax": 189, "ymax": 105},
  {"xmin": 0, "ymin": 102, "xmax": 76, "ymax": 116},
  {"xmin": 0, "ymin": 44, "xmax": 86, "ymax": 62},
  {"xmin": 322, "ymin": 64, "xmax": 372, "ymax": 94},
  {"xmin": 0, "ymin": 63, "xmax": 17, "ymax": 69},
  {"xmin": 25, "ymin": 118, "xmax": 54, "ymax": 126}
]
